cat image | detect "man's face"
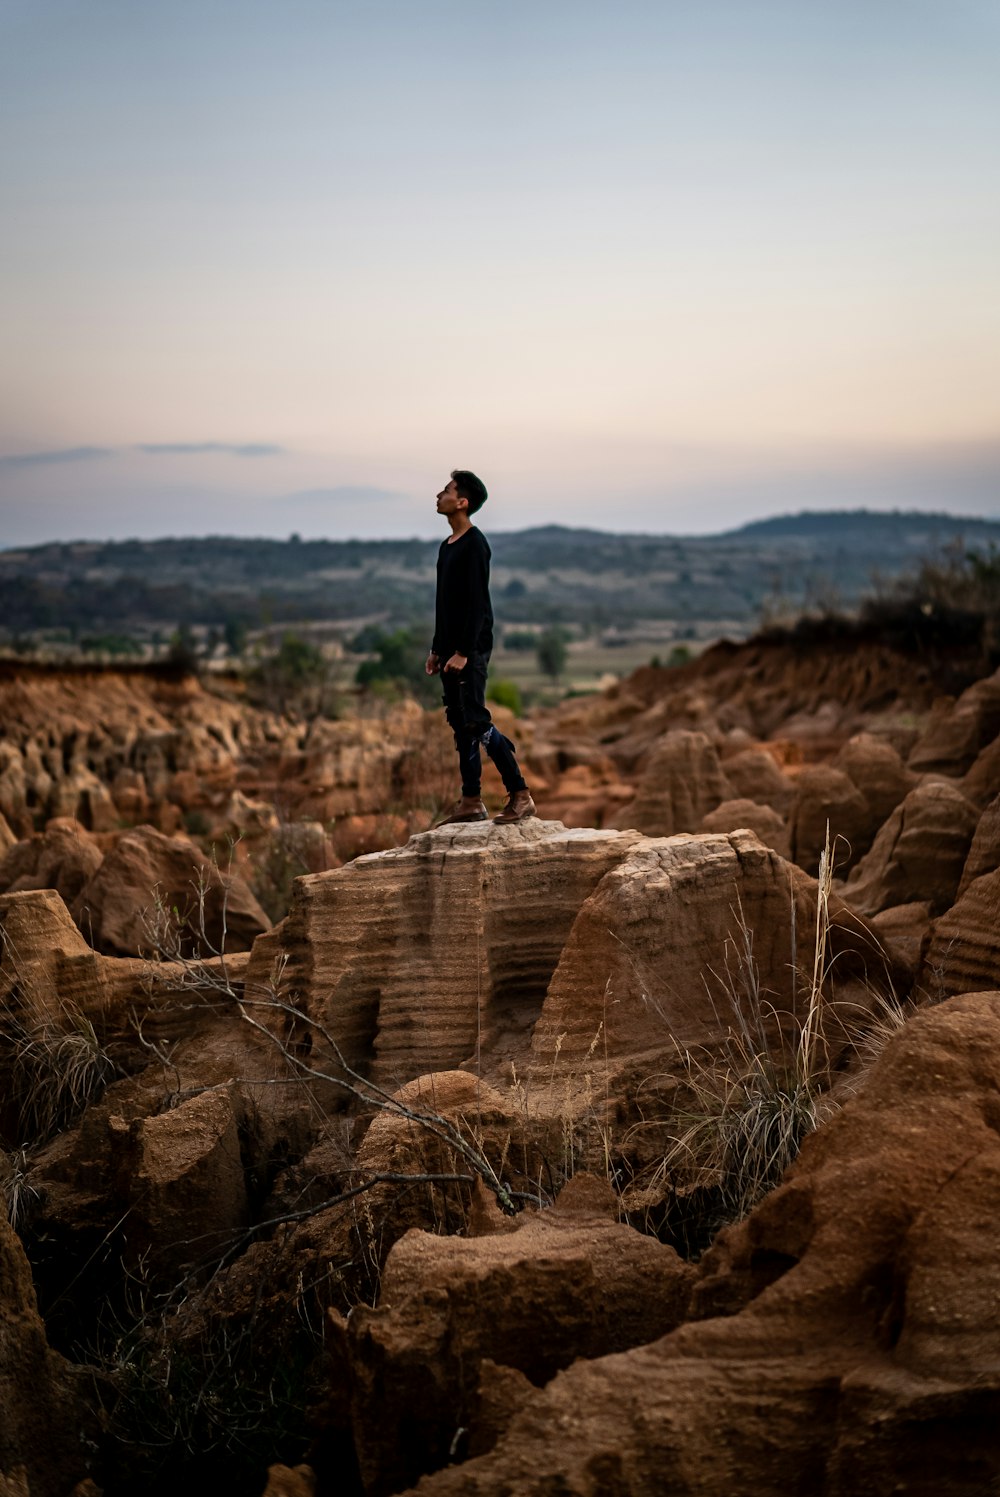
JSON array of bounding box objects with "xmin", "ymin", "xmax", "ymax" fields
[{"xmin": 436, "ymin": 478, "xmax": 464, "ymax": 515}]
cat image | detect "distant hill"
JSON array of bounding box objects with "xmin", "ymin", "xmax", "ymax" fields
[
  {"xmin": 2, "ymin": 510, "xmax": 997, "ymax": 643},
  {"xmin": 724, "ymin": 508, "xmax": 1000, "ymax": 542}
]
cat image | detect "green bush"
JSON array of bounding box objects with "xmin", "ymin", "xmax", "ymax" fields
[
  {"xmin": 80, "ymin": 632, "xmax": 143, "ymax": 658},
  {"xmin": 355, "ymin": 628, "xmax": 436, "ymax": 702},
  {"xmin": 487, "ymin": 678, "xmax": 523, "ymax": 716},
  {"xmin": 247, "ymin": 632, "xmax": 332, "ymax": 716}
]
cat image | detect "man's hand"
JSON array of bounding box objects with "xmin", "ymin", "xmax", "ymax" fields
[
  {"xmin": 443, "ymin": 652, "xmax": 468, "ymax": 674},
  {"xmin": 425, "ymin": 652, "xmax": 440, "ymax": 676}
]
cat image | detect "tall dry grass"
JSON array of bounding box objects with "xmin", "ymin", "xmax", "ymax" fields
[{"xmin": 621, "ymin": 825, "xmax": 907, "ymax": 1245}]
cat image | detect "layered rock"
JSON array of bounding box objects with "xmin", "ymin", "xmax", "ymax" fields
[
  {"xmin": 0, "ymin": 1213, "xmax": 96, "ymax": 1495},
  {"xmin": 843, "ymin": 781, "xmax": 981, "ymax": 917},
  {"xmin": 0, "ymin": 812, "xmax": 16, "ymax": 854},
  {"xmin": 536, "ymin": 757, "xmax": 636, "ymax": 830},
  {"xmin": 0, "ymin": 667, "xmax": 262, "ymax": 837},
  {"xmin": 0, "ymin": 667, "xmax": 453, "ymax": 887},
  {"xmin": 246, "ymin": 821, "xmax": 642, "ymax": 1091},
  {"xmin": 0, "ymin": 888, "xmax": 306, "ymax": 1247},
  {"xmin": 0, "ymin": 818, "xmax": 104, "ymax": 907},
  {"xmin": 609, "ymin": 731, "xmax": 732, "ymax": 836},
  {"xmin": 717, "ymin": 746, "xmax": 794, "ymax": 817},
  {"xmin": 546, "ymin": 639, "xmax": 945, "ymax": 759},
  {"xmin": 337, "ymin": 1172, "xmax": 692, "ymax": 1495},
  {"xmin": 0, "ymin": 887, "xmax": 143, "ymax": 1041},
  {"xmin": 699, "ymin": 798, "xmax": 790, "ymax": 858},
  {"xmin": 0, "ymin": 815, "xmax": 274, "ymax": 960},
  {"xmin": 788, "ymin": 765, "xmax": 870, "ymax": 875},
  {"xmin": 835, "ymin": 732, "xmax": 916, "ymax": 834},
  {"xmin": 2, "ymin": 638, "xmax": 999, "ymax": 1496},
  {"xmin": 109, "ymin": 1083, "xmax": 250, "ymax": 1275},
  {"xmin": 918, "ymin": 867, "xmax": 1000, "ymax": 1000},
  {"xmin": 71, "ymin": 824, "xmax": 270, "ymax": 957},
  {"xmin": 961, "ymin": 730, "xmax": 1000, "ymax": 807},
  {"xmin": 957, "ymin": 791, "xmax": 1000, "ymax": 897},
  {"xmin": 907, "ymin": 669, "xmax": 1000, "ymax": 775},
  {"xmin": 411, "ymin": 992, "xmax": 1000, "ymax": 1495},
  {"xmin": 868, "ymin": 901, "xmax": 932, "ymax": 973},
  {"xmin": 532, "ymin": 829, "xmax": 903, "ymax": 1094}
]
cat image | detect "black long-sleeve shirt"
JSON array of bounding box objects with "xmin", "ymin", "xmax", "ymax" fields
[{"xmin": 431, "ymin": 526, "xmax": 494, "ymax": 660}]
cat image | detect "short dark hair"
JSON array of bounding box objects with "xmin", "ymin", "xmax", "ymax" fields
[{"xmin": 451, "ymin": 469, "xmax": 488, "ymax": 515}]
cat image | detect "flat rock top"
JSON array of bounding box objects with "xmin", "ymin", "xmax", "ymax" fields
[{"xmin": 356, "ymin": 819, "xmax": 641, "ymax": 862}]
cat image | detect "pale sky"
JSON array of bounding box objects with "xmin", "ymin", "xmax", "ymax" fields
[{"xmin": 1, "ymin": 0, "xmax": 998, "ymax": 544}]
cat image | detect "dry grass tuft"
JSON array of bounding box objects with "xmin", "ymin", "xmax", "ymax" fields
[
  {"xmin": 10, "ymin": 1005, "xmax": 118, "ymax": 1145},
  {"xmin": 621, "ymin": 825, "xmax": 906, "ymax": 1245}
]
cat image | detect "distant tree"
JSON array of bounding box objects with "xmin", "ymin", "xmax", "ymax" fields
[
  {"xmin": 249, "ymin": 632, "xmax": 332, "ymax": 716},
  {"xmin": 167, "ymin": 624, "xmax": 199, "ymax": 673},
  {"xmin": 348, "ymin": 623, "xmax": 385, "ymax": 655},
  {"xmin": 536, "ymin": 626, "xmax": 568, "ymax": 681},
  {"xmin": 355, "ymin": 628, "xmax": 436, "ymax": 701},
  {"xmin": 271, "ymin": 632, "xmax": 326, "ymax": 684},
  {"xmin": 223, "ymin": 617, "xmax": 248, "ymax": 657}
]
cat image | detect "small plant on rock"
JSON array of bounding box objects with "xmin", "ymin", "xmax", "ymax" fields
[
  {"xmin": 5, "ymin": 1003, "xmax": 118, "ymax": 1147},
  {"xmin": 1, "ymin": 1146, "xmax": 39, "ymax": 1230}
]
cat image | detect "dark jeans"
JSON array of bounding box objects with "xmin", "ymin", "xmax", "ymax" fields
[{"xmin": 441, "ymin": 653, "xmax": 527, "ymax": 798}]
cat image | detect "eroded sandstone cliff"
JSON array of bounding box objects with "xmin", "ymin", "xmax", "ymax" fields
[{"xmin": 0, "ymin": 639, "xmax": 997, "ymax": 1495}]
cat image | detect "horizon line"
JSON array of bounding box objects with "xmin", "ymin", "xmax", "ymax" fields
[{"xmin": 2, "ymin": 504, "xmax": 1000, "ymax": 555}]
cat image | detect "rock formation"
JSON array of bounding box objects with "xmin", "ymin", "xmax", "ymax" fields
[
  {"xmin": 843, "ymin": 781, "xmax": 981, "ymax": 917},
  {"xmin": 532, "ymin": 828, "xmax": 901, "ymax": 1094},
  {"xmin": 335, "ymin": 1172, "xmax": 693, "ymax": 1494},
  {"xmin": 918, "ymin": 866, "xmax": 1000, "ymax": 1000},
  {"xmin": 0, "ymin": 1212, "xmax": 96, "ymax": 1496},
  {"xmin": 907, "ymin": 668, "xmax": 1000, "ymax": 775},
  {"xmin": 0, "ymin": 817, "xmax": 104, "ymax": 908},
  {"xmin": 246, "ymin": 820, "xmax": 644, "ymax": 1089},
  {"xmin": 608, "ymin": 730, "xmax": 732, "ymax": 836},
  {"xmin": 71, "ymin": 823, "xmax": 270, "ymax": 957},
  {"xmin": 408, "ymin": 992, "xmax": 1000, "ymax": 1496},
  {"xmin": 716, "ymin": 745, "xmax": 794, "ymax": 816},
  {"xmin": 958, "ymin": 791, "xmax": 1000, "ymax": 896},
  {"xmin": 0, "ymin": 637, "xmax": 997, "ymax": 1495},
  {"xmin": 700, "ymin": 797, "xmax": 790, "ymax": 858}
]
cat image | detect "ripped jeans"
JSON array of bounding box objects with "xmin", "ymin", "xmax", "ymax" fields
[{"xmin": 441, "ymin": 653, "xmax": 528, "ymax": 798}]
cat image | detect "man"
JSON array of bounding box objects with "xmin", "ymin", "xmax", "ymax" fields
[{"xmin": 426, "ymin": 470, "xmax": 536, "ymax": 825}]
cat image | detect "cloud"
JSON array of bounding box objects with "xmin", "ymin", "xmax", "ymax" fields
[
  {"xmin": 137, "ymin": 442, "xmax": 286, "ymax": 457},
  {"xmin": 0, "ymin": 441, "xmax": 288, "ymax": 469},
  {"xmin": 282, "ymin": 485, "xmax": 407, "ymax": 505},
  {"xmin": 0, "ymin": 446, "xmax": 114, "ymax": 468}
]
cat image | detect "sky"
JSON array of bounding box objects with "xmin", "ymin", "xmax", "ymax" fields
[{"xmin": 1, "ymin": 0, "xmax": 999, "ymax": 545}]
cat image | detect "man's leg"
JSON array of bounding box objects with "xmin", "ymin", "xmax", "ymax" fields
[
  {"xmin": 436, "ymin": 670, "xmax": 488, "ymax": 824},
  {"xmin": 460, "ymin": 657, "xmax": 535, "ymax": 821}
]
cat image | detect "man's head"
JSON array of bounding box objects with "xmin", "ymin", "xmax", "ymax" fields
[{"xmin": 442, "ymin": 469, "xmax": 488, "ymax": 516}]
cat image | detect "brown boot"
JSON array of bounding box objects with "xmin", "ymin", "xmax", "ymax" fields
[
  {"xmin": 435, "ymin": 795, "xmax": 489, "ymax": 827},
  {"xmin": 493, "ymin": 789, "xmax": 536, "ymax": 824}
]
